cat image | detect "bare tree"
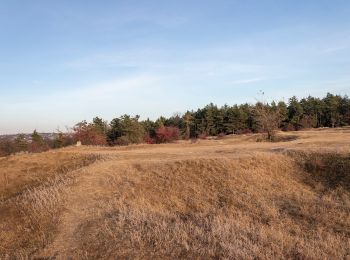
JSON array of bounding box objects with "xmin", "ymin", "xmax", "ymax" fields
[{"xmin": 254, "ymin": 103, "xmax": 281, "ymax": 141}]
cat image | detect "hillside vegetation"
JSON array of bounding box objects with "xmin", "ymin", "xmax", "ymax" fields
[
  {"xmin": 0, "ymin": 128, "xmax": 349, "ymax": 259},
  {"xmin": 1, "ymin": 93, "xmax": 350, "ymax": 156}
]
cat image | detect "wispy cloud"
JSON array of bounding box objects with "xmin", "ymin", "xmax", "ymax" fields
[
  {"xmin": 68, "ymin": 74, "xmax": 161, "ymax": 101},
  {"xmin": 320, "ymin": 45, "xmax": 349, "ymax": 54},
  {"xmin": 64, "ymin": 48, "xmax": 268, "ymax": 77},
  {"xmin": 231, "ymin": 78, "xmax": 266, "ymax": 85}
]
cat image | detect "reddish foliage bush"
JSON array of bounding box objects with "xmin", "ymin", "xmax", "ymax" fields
[
  {"xmin": 144, "ymin": 134, "xmax": 155, "ymax": 144},
  {"xmin": 74, "ymin": 125, "xmax": 107, "ymax": 146},
  {"xmin": 63, "ymin": 134, "xmax": 75, "ymax": 146},
  {"xmin": 29, "ymin": 142, "xmax": 50, "ymax": 153},
  {"xmin": 156, "ymin": 126, "xmax": 180, "ymax": 143}
]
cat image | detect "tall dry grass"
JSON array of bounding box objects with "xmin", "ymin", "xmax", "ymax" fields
[
  {"xmin": 0, "ymin": 176, "xmax": 73, "ymax": 258},
  {"xmin": 64, "ymin": 154, "xmax": 349, "ymax": 259},
  {"xmin": 0, "ymin": 153, "xmax": 102, "ymax": 258}
]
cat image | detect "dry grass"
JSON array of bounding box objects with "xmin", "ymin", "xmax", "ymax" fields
[
  {"xmin": 0, "ymin": 151, "xmax": 101, "ymax": 200},
  {"xmin": 0, "ymin": 128, "xmax": 350, "ymax": 259},
  {"xmin": 68, "ymin": 155, "xmax": 349, "ymax": 259},
  {"xmin": 292, "ymin": 151, "xmax": 350, "ymax": 191},
  {"xmin": 1, "ymin": 175, "xmax": 73, "ymax": 258},
  {"xmin": 0, "ymin": 152, "xmax": 102, "ymax": 258}
]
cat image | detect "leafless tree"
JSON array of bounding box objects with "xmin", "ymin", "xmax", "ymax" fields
[{"xmin": 254, "ymin": 103, "xmax": 281, "ymax": 141}]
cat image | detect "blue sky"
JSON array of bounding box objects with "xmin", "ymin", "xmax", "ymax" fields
[{"xmin": 1, "ymin": 0, "xmax": 350, "ymax": 134}]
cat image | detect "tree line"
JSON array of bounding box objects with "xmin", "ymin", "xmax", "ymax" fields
[{"xmin": 1, "ymin": 93, "xmax": 349, "ymax": 156}]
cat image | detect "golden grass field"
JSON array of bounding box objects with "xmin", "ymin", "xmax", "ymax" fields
[{"xmin": 1, "ymin": 128, "xmax": 350, "ymax": 259}]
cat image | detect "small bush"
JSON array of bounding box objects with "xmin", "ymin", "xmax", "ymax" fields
[
  {"xmin": 73, "ymin": 122, "xmax": 107, "ymax": 146},
  {"xmin": 144, "ymin": 134, "xmax": 155, "ymax": 144},
  {"xmin": 30, "ymin": 142, "xmax": 50, "ymax": 153},
  {"xmin": 115, "ymin": 136, "xmax": 130, "ymax": 146},
  {"xmin": 0, "ymin": 139, "xmax": 16, "ymax": 156},
  {"xmin": 156, "ymin": 126, "xmax": 180, "ymax": 143},
  {"xmin": 281, "ymin": 123, "xmax": 296, "ymax": 131}
]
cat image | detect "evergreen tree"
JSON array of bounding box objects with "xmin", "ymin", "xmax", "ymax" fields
[
  {"xmin": 108, "ymin": 115, "xmax": 145, "ymax": 144},
  {"xmin": 92, "ymin": 117, "xmax": 108, "ymax": 134},
  {"xmin": 288, "ymin": 96, "xmax": 304, "ymax": 130},
  {"xmin": 204, "ymin": 103, "xmax": 217, "ymax": 135},
  {"xmin": 53, "ymin": 132, "xmax": 65, "ymax": 148},
  {"xmin": 277, "ymin": 101, "xmax": 288, "ymax": 125},
  {"xmin": 183, "ymin": 111, "xmax": 193, "ymax": 139},
  {"xmin": 32, "ymin": 130, "xmax": 43, "ymax": 144}
]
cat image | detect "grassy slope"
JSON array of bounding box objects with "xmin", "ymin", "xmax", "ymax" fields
[{"xmin": 0, "ymin": 128, "xmax": 349, "ymax": 259}]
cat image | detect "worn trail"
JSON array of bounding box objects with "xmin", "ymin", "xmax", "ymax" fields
[{"xmin": 36, "ymin": 158, "xmax": 118, "ymax": 258}]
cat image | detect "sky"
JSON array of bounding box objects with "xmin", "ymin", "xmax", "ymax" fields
[{"xmin": 0, "ymin": 0, "xmax": 350, "ymax": 134}]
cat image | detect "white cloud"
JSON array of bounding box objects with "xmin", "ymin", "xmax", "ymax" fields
[
  {"xmin": 231, "ymin": 78, "xmax": 266, "ymax": 85},
  {"xmin": 67, "ymin": 74, "xmax": 161, "ymax": 101}
]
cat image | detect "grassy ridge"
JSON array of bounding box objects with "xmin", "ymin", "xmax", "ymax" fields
[{"xmin": 0, "ymin": 129, "xmax": 349, "ymax": 259}]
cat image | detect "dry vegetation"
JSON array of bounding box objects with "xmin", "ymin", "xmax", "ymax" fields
[{"xmin": 0, "ymin": 128, "xmax": 350, "ymax": 259}]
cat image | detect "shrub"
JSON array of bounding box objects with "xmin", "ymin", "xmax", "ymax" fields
[
  {"xmin": 282, "ymin": 123, "xmax": 296, "ymax": 132},
  {"xmin": 156, "ymin": 126, "xmax": 180, "ymax": 143},
  {"xmin": 144, "ymin": 134, "xmax": 155, "ymax": 144},
  {"xmin": 30, "ymin": 131, "xmax": 50, "ymax": 153},
  {"xmin": 115, "ymin": 136, "xmax": 130, "ymax": 146},
  {"xmin": 29, "ymin": 141, "xmax": 50, "ymax": 153},
  {"xmin": 73, "ymin": 121, "xmax": 107, "ymax": 146},
  {"xmin": 0, "ymin": 139, "xmax": 16, "ymax": 156},
  {"xmin": 53, "ymin": 133, "xmax": 75, "ymax": 148},
  {"xmin": 53, "ymin": 133, "xmax": 65, "ymax": 148}
]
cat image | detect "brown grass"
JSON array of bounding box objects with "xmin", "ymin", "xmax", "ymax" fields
[
  {"xmin": 68, "ymin": 156, "xmax": 349, "ymax": 259},
  {"xmin": 0, "ymin": 128, "xmax": 350, "ymax": 259},
  {"xmin": 292, "ymin": 151, "xmax": 350, "ymax": 191},
  {"xmin": 0, "ymin": 151, "xmax": 101, "ymax": 200},
  {"xmin": 0, "ymin": 152, "xmax": 102, "ymax": 258}
]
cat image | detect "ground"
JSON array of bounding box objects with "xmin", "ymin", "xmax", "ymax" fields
[{"xmin": 0, "ymin": 128, "xmax": 349, "ymax": 259}]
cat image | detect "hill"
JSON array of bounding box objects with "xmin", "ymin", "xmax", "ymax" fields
[{"xmin": 0, "ymin": 128, "xmax": 349, "ymax": 259}]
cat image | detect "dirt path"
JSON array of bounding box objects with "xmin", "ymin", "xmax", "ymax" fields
[{"xmin": 36, "ymin": 158, "xmax": 117, "ymax": 258}]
